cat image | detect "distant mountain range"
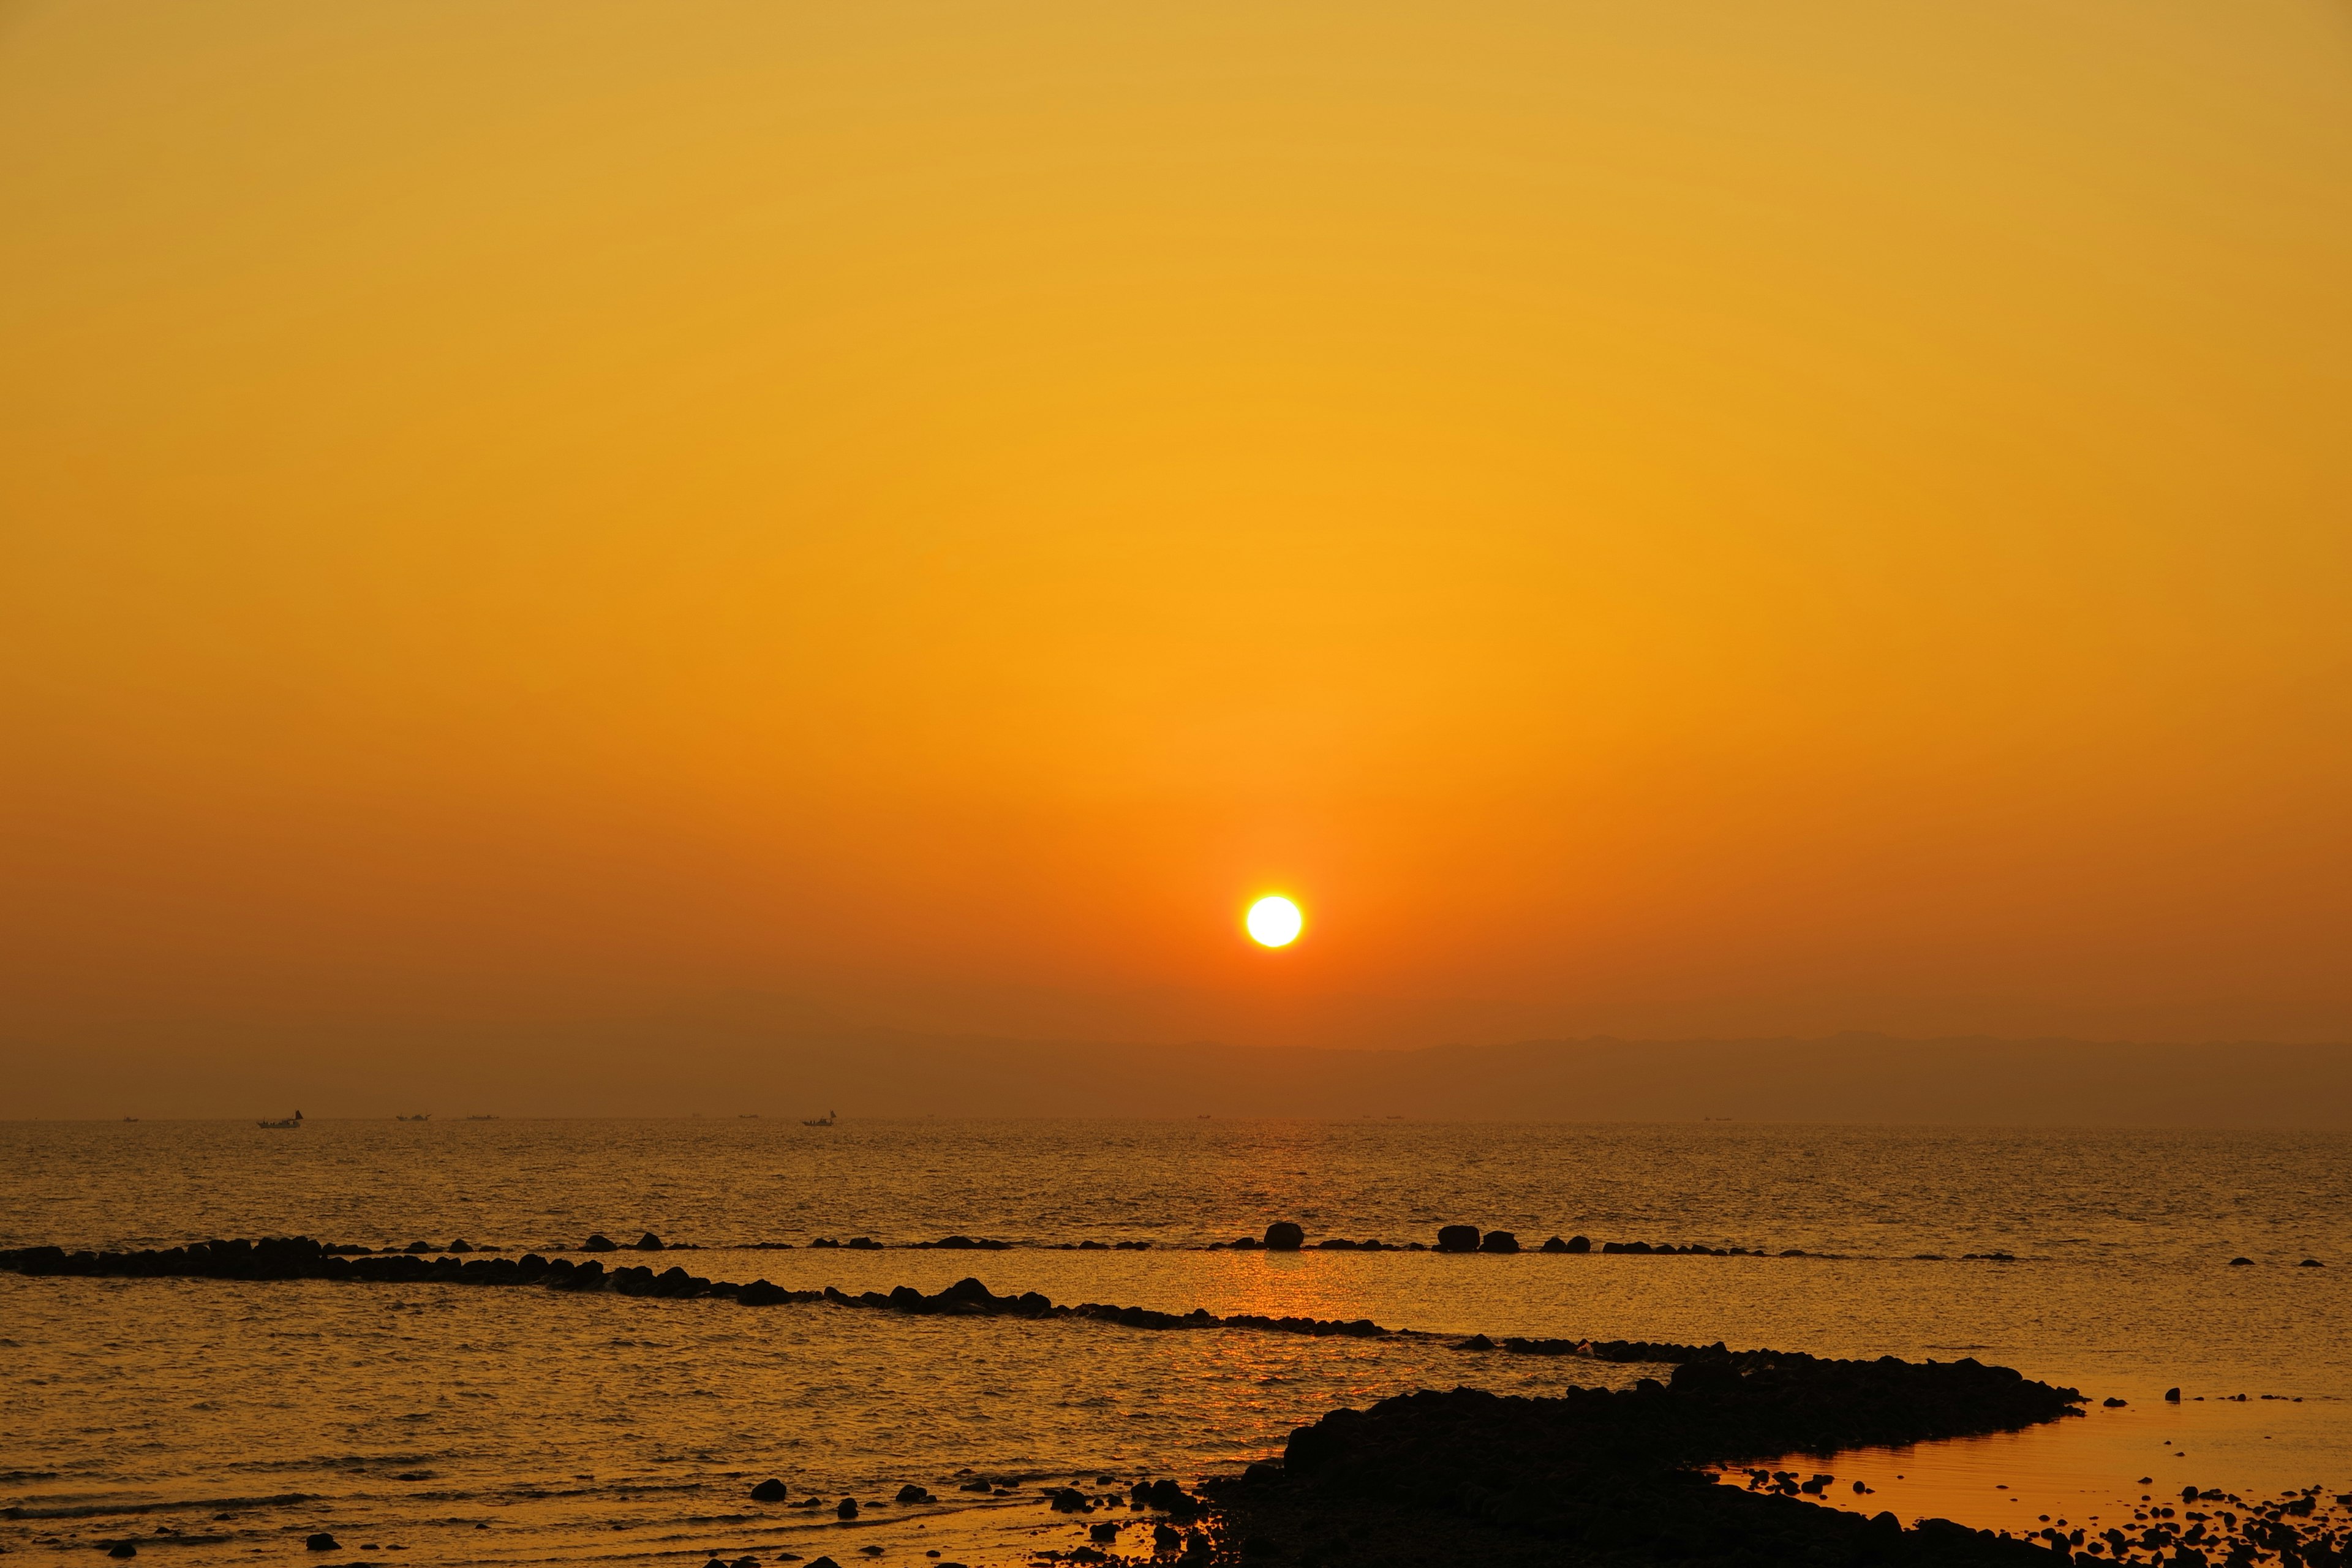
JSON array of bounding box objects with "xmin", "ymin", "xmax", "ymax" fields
[{"xmin": 12, "ymin": 1025, "xmax": 2351, "ymax": 1126}]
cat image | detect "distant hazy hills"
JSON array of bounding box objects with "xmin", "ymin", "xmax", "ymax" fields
[{"xmin": 12, "ymin": 1026, "xmax": 2351, "ymax": 1126}]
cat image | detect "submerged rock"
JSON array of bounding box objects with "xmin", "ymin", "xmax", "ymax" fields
[
  {"xmin": 1133, "ymin": 1479, "xmax": 1200, "ymax": 1520},
  {"xmin": 304, "ymin": 1533, "xmax": 340, "ymax": 1552},
  {"xmin": 752, "ymin": 1478, "xmax": 788, "ymax": 1502},
  {"xmin": 895, "ymin": 1483, "xmax": 932, "ymax": 1504},
  {"xmin": 582, "ymin": 1234, "xmax": 618, "ymax": 1252}
]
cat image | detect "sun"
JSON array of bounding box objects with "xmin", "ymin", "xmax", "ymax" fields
[{"xmin": 1245, "ymin": 894, "xmax": 1303, "ymax": 948}]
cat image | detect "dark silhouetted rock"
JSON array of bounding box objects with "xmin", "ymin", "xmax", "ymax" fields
[
  {"xmin": 836, "ymin": 1498, "xmax": 859, "ymax": 1519},
  {"xmin": 2229, "ymin": 1256, "xmax": 2253, "ymax": 1266},
  {"xmin": 447, "ymin": 1238, "xmax": 473, "ymax": 1253},
  {"xmin": 403, "ymin": 1240, "xmax": 434, "ymax": 1253},
  {"xmin": 1540, "ymin": 1236, "xmax": 1570, "ymax": 1253},
  {"xmin": 2301, "ymin": 1258, "xmax": 2325, "ymax": 1267},
  {"xmin": 305, "ymin": 1534, "xmax": 340, "ymax": 1552},
  {"xmin": 1089, "ymin": 1521, "xmax": 1120, "ymax": 1542},
  {"xmin": 895, "ymin": 1483, "xmax": 932, "ymax": 1504},
  {"xmin": 582, "ymin": 1234, "xmax": 618, "ymax": 1252},
  {"xmin": 752, "ymin": 1478, "xmax": 788, "ymax": 1502},
  {"xmin": 1133, "ymin": 1480, "xmax": 1199, "ymax": 1520},
  {"xmin": 633, "ymin": 1232, "xmax": 664, "ymax": 1251},
  {"xmin": 1264, "ymin": 1222, "xmax": 1305, "ymax": 1251},
  {"xmin": 845, "ymin": 1237, "xmax": 879, "ymax": 1250},
  {"xmin": 1459, "ymin": 1333, "xmax": 1495, "ymax": 1351},
  {"xmin": 959, "ymin": 1479, "xmax": 993, "ymax": 1491},
  {"xmin": 1155, "ymin": 1523, "xmax": 1183, "ymax": 1550},
  {"xmin": 809, "ymin": 1558, "xmax": 842, "ymax": 1568},
  {"xmin": 1479, "ymin": 1231, "xmax": 1520, "ymax": 1254},
  {"xmin": 740, "ymin": 1280, "xmax": 790, "ymax": 1306},
  {"xmin": 2166, "ymin": 1387, "xmax": 2180, "ymax": 1401},
  {"xmin": 2103, "ymin": 1398, "xmax": 2127, "ymax": 1407},
  {"xmin": 1566, "ymin": 1234, "xmax": 1591, "ymax": 1253},
  {"xmin": 1436, "ymin": 1225, "xmax": 1480, "ymax": 1253},
  {"xmin": 107, "ymin": 1547, "xmax": 136, "ymax": 1560},
  {"xmin": 1210, "ymin": 1352, "xmax": 2090, "ymax": 1568},
  {"xmin": 1050, "ymin": 1488, "xmax": 1088, "ymax": 1512}
]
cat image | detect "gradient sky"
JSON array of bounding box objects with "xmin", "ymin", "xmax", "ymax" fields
[{"xmin": 4, "ymin": 1, "xmax": 2349, "ymax": 1060}]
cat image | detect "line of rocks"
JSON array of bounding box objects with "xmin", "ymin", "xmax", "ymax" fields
[
  {"xmin": 0, "ymin": 1235, "xmax": 1921, "ymax": 1367},
  {"xmin": 43, "ymin": 1225, "xmax": 2291, "ymax": 1262},
  {"xmin": 0, "ymin": 1238, "xmax": 1391, "ymax": 1341},
  {"xmin": 1216, "ymin": 1223, "xmax": 1802, "ymax": 1255}
]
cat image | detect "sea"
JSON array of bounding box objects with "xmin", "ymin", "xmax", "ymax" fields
[{"xmin": 4, "ymin": 1119, "xmax": 2346, "ymax": 1565}]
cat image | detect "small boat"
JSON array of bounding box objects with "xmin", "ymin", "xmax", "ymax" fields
[
  {"xmin": 123, "ymin": 1116, "xmax": 138, "ymax": 1123},
  {"xmin": 396, "ymin": 1114, "xmax": 431, "ymax": 1122},
  {"xmin": 802, "ymin": 1110, "xmax": 837, "ymax": 1127},
  {"xmin": 463, "ymin": 1114, "xmax": 499, "ymax": 1121},
  {"xmin": 258, "ymin": 1110, "xmax": 304, "ymax": 1129}
]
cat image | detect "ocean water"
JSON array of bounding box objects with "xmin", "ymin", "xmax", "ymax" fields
[{"xmin": 4, "ymin": 1119, "xmax": 2346, "ymax": 1565}]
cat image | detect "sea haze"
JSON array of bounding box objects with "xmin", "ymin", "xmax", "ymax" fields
[{"xmin": 2, "ymin": 1119, "xmax": 2345, "ymax": 1565}]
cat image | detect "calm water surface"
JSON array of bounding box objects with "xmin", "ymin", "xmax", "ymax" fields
[{"xmin": 4, "ymin": 1120, "xmax": 2345, "ymax": 1564}]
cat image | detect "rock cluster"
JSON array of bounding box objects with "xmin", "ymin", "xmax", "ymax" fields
[{"xmin": 1208, "ymin": 1353, "xmax": 2093, "ymax": 1566}]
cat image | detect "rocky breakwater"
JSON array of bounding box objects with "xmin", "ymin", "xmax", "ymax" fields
[
  {"xmin": 1205, "ymin": 1350, "xmax": 2090, "ymax": 1566},
  {"xmin": 0, "ymin": 1237, "xmax": 1393, "ymax": 1344}
]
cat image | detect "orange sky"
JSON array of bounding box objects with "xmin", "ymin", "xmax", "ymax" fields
[{"xmin": 3, "ymin": 1, "xmax": 2349, "ymax": 1057}]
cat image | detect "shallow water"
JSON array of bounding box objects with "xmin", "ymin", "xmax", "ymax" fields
[{"xmin": 3, "ymin": 1119, "xmax": 2346, "ymax": 1564}]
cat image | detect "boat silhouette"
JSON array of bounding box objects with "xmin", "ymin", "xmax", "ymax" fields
[
  {"xmin": 257, "ymin": 1110, "xmax": 303, "ymax": 1129},
  {"xmin": 802, "ymin": 1110, "xmax": 837, "ymax": 1126}
]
